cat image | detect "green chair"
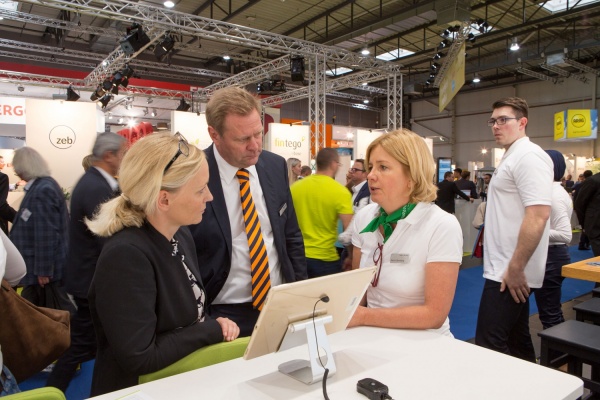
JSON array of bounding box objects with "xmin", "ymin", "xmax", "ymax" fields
[
  {"xmin": 139, "ymin": 336, "xmax": 250, "ymax": 384},
  {"xmin": 2, "ymin": 387, "xmax": 66, "ymax": 400}
]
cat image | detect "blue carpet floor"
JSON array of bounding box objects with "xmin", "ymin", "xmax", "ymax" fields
[
  {"xmin": 16, "ymin": 246, "xmax": 597, "ymax": 399},
  {"xmin": 448, "ymin": 245, "xmax": 596, "ymax": 340}
]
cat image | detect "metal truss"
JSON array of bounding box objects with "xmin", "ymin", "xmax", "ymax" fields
[
  {"xmin": 308, "ymin": 56, "xmax": 327, "ymax": 158},
  {"xmin": 515, "ymin": 67, "xmax": 558, "ymax": 84},
  {"xmin": 84, "ymin": 27, "xmax": 165, "ymax": 86},
  {"xmin": 0, "ymin": 70, "xmax": 192, "ymax": 100},
  {"xmin": 540, "ymin": 63, "xmax": 589, "ymax": 84},
  {"xmin": 15, "ymin": 0, "xmax": 402, "ymax": 73},
  {"xmin": 201, "ymin": 56, "xmax": 291, "ymax": 97},
  {"xmin": 387, "ymin": 73, "xmax": 403, "ymax": 130},
  {"xmin": 0, "ymin": 39, "xmax": 231, "ymax": 81},
  {"xmin": 326, "ymin": 97, "xmax": 383, "ymax": 113},
  {"xmin": 353, "ymin": 85, "xmax": 388, "ymax": 94},
  {"xmin": 262, "ymin": 70, "xmax": 386, "ymax": 107},
  {"xmin": 433, "ymin": 22, "xmax": 470, "ymax": 88}
]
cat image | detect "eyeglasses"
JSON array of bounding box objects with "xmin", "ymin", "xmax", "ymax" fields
[
  {"xmin": 487, "ymin": 117, "xmax": 519, "ymax": 127},
  {"xmin": 349, "ymin": 168, "xmax": 366, "ymax": 173},
  {"xmin": 371, "ymin": 243, "xmax": 383, "ymax": 287},
  {"xmin": 163, "ymin": 132, "xmax": 190, "ymax": 173}
]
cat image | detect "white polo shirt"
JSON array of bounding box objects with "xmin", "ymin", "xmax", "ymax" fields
[
  {"xmin": 351, "ymin": 202, "xmax": 463, "ymax": 337},
  {"xmin": 483, "ymin": 136, "xmax": 553, "ymax": 288}
]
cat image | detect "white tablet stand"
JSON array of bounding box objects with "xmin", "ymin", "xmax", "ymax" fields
[{"xmin": 277, "ymin": 314, "xmax": 336, "ymax": 384}]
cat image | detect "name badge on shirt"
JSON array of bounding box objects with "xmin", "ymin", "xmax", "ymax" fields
[
  {"xmin": 279, "ymin": 203, "xmax": 287, "ymax": 216},
  {"xmin": 391, "ymin": 253, "xmax": 410, "ymax": 264},
  {"xmin": 20, "ymin": 208, "xmax": 32, "ymax": 222}
]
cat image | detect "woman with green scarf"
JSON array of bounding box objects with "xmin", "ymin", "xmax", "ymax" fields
[{"xmin": 347, "ymin": 129, "xmax": 462, "ymax": 337}]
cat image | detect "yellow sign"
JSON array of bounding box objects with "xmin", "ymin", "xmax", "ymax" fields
[
  {"xmin": 439, "ymin": 42, "xmax": 466, "ymax": 112},
  {"xmin": 554, "ymin": 109, "xmax": 598, "ymax": 141},
  {"xmin": 554, "ymin": 111, "xmax": 565, "ymax": 141}
]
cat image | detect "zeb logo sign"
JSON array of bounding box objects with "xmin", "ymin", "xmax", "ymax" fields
[{"xmin": 49, "ymin": 125, "xmax": 76, "ymax": 149}]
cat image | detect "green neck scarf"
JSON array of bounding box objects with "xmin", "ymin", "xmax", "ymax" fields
[{"xmin": 360, "ymin": 203, "xmax": 417, "ymax": 243}]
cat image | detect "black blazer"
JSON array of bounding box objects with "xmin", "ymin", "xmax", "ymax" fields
[
  {"xmin": 188, "ymin": 145, "xmax": 307, "ymax": 304},
  {"xmin": 575, "ymin": 172, "xmax": 600, "ymax": 241},
  {"xmin": 65, "ymin": 167, "xmax": 117, "ymax": 298},
  {"xmin": 435, "ymin": 179, "xmax": 470, "ymax": 214},
  {"xmin": 455, "ymin": 178, "xmax": 478, "ymax": 199},
  {"xmin": 89, "ymin": 223, "xmax": 223, "ymax": 396}
]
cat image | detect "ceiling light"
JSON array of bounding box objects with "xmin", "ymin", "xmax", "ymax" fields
[
  {"xmin": 147, "ymin": 97, "xmax": 153, "ymax": 104},
  {"xmin": 361, "ymin": 47, "xmax": 370, "ymax": 56},
  {"xmin": 472, "ymin": 74, "xmax": 481, "ymax": 83},
  {"xmin": 108, "ymin": 112, "xmax": 113, "ymax": 119},
  {"xmin": 143, "ymin": 107, "xmax": 149, "ymax": 116},
  {"xmin": 363, "ymin": 99, "xmax": 369, "ymax": 104},
  {"xmin": 151, "ymin": 108, "xmax": 157, "ymax": 117},
  {"xmin": 128, "ymin": 119, "xmax": 137, "ymax": 127},
  {"xmin": 510, "ymin": 37, "xmax": 520, "ymax": 51},
  {"xmin": 361, "ymin": 82, "xmax": 368, "ymax": 86},
  {"xmin": 164, "ymin": 0, "xmax": 175, "ymax": 7},
  {"xmin": 223, "ymin": 55, "xmax": 231, "ymax": 60}
]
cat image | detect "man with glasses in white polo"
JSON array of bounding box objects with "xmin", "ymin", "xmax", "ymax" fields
[{"xmin": 475, "ymin": 97, "xmax": 552, "ymax": 362}]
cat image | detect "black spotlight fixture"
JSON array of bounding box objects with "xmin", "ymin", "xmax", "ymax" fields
[
  {"xmin": 290, "ymin": 56, "xmax": 305, "ymax": 82},
  {"xmin": 433, "ymin": 53, "xmax": 442, "ymax": 60},
  {"xmin": 90, "ymin": 84, "xmax": 106, "ymax": 101},
  {"xmin": 467, "ymin": 33, "xmax": 476, "ymax": 43},
  {"xmin": 98, "ymin": 94, "xmax": 112, "ymax": 109},
  {"xmin": 154, "ymin": 34, "xmax": 175, "ymax": 61},
  {"xmin": 175, "ymin": 98, "xmax": 191, "ymax": 112},
  {"xmin": 120, "ymin": 65, "xmax": 135, "ymax": 88},
  {"xmin": 66, "ymin": 86, "xmax": 80, "ymax": 102},
  {"xmin": 438, "ymin": 39, "xmax": 449, "ymax": 50},
  {"xmin": 119, "ymin": 23, "xmax": 150, "ymax": 55}
]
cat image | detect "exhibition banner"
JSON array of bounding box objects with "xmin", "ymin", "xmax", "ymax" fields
[
  {"xmin": 438, "ymin": 42, "xmax": 466, "ymax": 112},
  {"xmin": 0, "ymin": 97, "xmax": 26, "ymax": 125},
  {"xmin": 171, "ymin": 111, "xmax": 212, "ymax": 149},
  {"xmin": 554, "ymin": 109, "xmax": 598, "ymax": 141},
  {"xmin": 267, "ymin": 123, "xmax": 310, "ymax": 164}
]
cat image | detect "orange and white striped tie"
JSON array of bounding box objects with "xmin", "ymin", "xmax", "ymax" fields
[{"xmin": 236, "ymin": 169, "xmax": 271, "ymax": 310}]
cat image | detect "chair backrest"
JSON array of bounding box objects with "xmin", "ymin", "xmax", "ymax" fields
[
  {"xmin": 139, "ymin": 336, "xmax": 250, "ymax": 384},
  {"xmin": 2, "ymin": 387, "xmax": 66, "ymax": 400}
]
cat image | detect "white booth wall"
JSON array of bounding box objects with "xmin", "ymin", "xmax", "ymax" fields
[{"xmin": 25, "ymin": 99, "xmax": 99, "ymax": 192}]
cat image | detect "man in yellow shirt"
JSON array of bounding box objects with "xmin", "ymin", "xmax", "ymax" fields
[{"xmin": 291, "ymin": 148, "xmax": 353, "ymax": 278}]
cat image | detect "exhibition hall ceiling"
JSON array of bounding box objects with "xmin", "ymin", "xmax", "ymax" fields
[{"xmin": 0, "ymin": 0, "xmax": 599, "ymax": 123}]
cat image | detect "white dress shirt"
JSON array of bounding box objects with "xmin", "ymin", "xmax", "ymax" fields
[{"xmin": 212, "ymin": 147, "xmax": 282, "ymax": 304}]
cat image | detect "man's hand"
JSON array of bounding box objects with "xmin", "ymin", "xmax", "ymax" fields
[
  {"xmin": 469, "ymin": 197, "xmax": 474, "ymax": 203},
  {"xmin": 342, "ymin": 256, "xmax": 353, "ymax": 271},
  {"xmin": 37, "ymin": 276, "xmax": 51, "ymax": 287},
  {"xmin": 500, "ymin": 266, "xmax": 530, "ymax": 303},
  {"xmin": 216, "ymin": 317, "xmax": 240, "ymax": 342}
]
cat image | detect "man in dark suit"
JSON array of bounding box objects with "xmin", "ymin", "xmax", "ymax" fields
[
  {"xmin": 189, "ymin": 86, "xmax": 307, "ymax": 337},
  {"xmin": 455, "ymin": 170, "xmax": 479, "ymax": 199},
  {"xmin": 436, "ymin": 171, "xmax": 473, "ymax": 214},
  {"xmin": 575, "ymin": 171, "xmax": 600, "ymax": 257},
  {"xmin": 46, "ymin": 132, "xmax": 126, "ymax": 393},
  {"xmin": 0, "ymin": 156, "xmax": 16, "ymax": 234}
]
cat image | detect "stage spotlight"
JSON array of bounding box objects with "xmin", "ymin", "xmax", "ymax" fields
[
  {"xmin": 290, "ymin": 56, "xmax": 305, "ymax": 82},
  {"xmin": 467, "ymin": 33, "xmax": 476, "ymax": 43},
  {"xmin": 90, "ymin": 84, "xmax": 106, "ymax": 101},
  {"xmin": 154, "ymin": 34, "xmax": 175, "ymax": 61},
  {"xmin": 175, "ymin": 98, "xmax": 190, "ymax": 112},
  {"xmin": 433, "ymin": 53, "xmax": 441, "ymax": 60},
  {"xmin": 66, "ymin": 86, "xmax": 80, "ymax": 102},
  {"xmin": 98, "ymin": 94, "xmax": 112, "ymax": 109},
  {"xmin": 119, "ymin": 23, "xmax": 150, "ymax": 55},
  {"xmin": 151, "ymin": 108, "xmax": 157, "ymax": 117},
  {"xmin": 120, "ymin": 65, "xmax": 135, "ymax": 88},
  {"xmin": 438, "ymin": 39, "xmax": 449, "ymax": 50}
]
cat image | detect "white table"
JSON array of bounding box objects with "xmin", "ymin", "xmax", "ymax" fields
[{"xmin": 90, "ymin": 326, "xmax": 583, "ymax": 400}]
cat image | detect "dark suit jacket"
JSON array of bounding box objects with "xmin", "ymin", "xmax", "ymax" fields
[
  {"xmin": 575, "ymin": 172, "xmax": 600, "ymax": 241},
  {"xmin": 66, "ymin": 167, "xmax": 118, "ymax": 298},
  {"xmin": 9, "ymin": 177, "xmax": 69, "ymax": 286},
  {"xmin": 188, "ymin": 145, "xmax": 307, "ymax": 305},
  {"xmin": 353, "ymin": 181, "xmax": 370, "ymax": 208},
  {"xmin": 89, "ymin": 223, "xmax": 223, "ymax": 396},
  {"xmin": 455, "ymin": 178, "xmax": 478, "ymax": 199},
  {"xmin": 0, "ymin": 171, "xmax": 16, "ymax": 234},
  {"xmin": 435, "ymin": 179, "xmax": 470, "ymax": 214}
]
